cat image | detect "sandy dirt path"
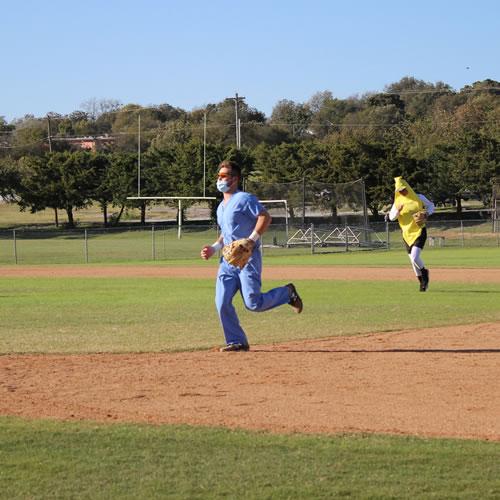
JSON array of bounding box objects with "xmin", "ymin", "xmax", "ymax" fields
[
  {"xmin": 1, "ymin": 322, "xmax": 499, "ymax": 441},
  {"xmin": 2, "ymin": 264, "xmax": 500, "ymax": 283}
]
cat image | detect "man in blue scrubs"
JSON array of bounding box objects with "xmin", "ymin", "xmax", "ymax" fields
[{"xmin": 201, "ymin": 160, "xmax": 303, "ymax": 352}]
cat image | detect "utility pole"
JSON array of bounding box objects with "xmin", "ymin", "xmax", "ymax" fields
[
  {"xmin": 226, "ymin": 93, "xmax": 245, "ymax": 149},
  {"xmin": 46, "ymin": 115, "xmax": 53, "ymax": 153}
]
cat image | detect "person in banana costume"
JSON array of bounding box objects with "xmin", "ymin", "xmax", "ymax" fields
[{"xmin": 387, "ymin": 177, "xmax": 435, "ymax": 291}]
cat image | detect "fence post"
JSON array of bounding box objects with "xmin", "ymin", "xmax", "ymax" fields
[
  {"xmin": 385, "ymin": 219, "xmax": 390, "ymax": 250},
  {"xmin": 13, "ymin": 229, "xmax": 18, "ymax": 264},
  {"xmin": 152, "ymin": 225, "xmax": 156, "ymax": 261},
  {"xmin": 345, "ymin": 221, "xmax": 349, "ymax": 252},
  {"xmin": 460, "ymin": 220, "xmax": 465, "ymax": 247},
  {"xmin": 177, "ymin": 200, "xmax": 182, "ymax": 239},
  {"xmin": 310, "ymin": 223, "xmax": 315, "ymax": 254},
  {"xmin": 84, "ymin": 229, "xmax": 89, "ymax": 263}
]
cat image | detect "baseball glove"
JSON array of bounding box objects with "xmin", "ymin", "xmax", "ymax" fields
[
  {"xmin": 222, "ymin": 238, "xmax": 255, "ymax": 269},
  {"xmin": 413, "ymin": 210, "xmax": 428, "ymax": 226}
]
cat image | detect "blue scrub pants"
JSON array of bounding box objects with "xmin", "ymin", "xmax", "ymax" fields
[{"xmin": 215, "ymin": 251, "xmax": 291, "ymax": 346}]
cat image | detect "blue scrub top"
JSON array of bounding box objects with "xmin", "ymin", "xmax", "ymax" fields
[{"xmin": 217, "ymin": 191, "xmax": 265, "ymax": 247}]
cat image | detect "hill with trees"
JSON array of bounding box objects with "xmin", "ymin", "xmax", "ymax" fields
[{"xmin": 1, "ymin": 77, "xmax": 498, "ymax": 227}]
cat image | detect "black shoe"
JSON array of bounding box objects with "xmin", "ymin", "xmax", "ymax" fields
[
  {"xmin": 219, "ymin": 343, "xmax": 250, "ymax": 352},
  {"xmin": 287, "ymin": 283, "xmax": 303, "ymax": 313},
  {"xmin": 418, "ymin": 275, "xmax": 425, "ymax": 292},
  {"xmin": 421, "ymin": 268, "xmax": 429, "ymax": 291}
]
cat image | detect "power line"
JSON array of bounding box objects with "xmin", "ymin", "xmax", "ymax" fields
[
  {"xmin": 1, "ymin": 117, "xmax": 498, "ymax": 150},
  {"xmin": 1, "ymin": 116, "xmax": 497, "ymax": 139}
]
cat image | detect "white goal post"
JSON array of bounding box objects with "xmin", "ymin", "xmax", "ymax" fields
[
  {"xmin": 126, "ymin": 196, "xmax": 289, "ymax": 241},
  {"xmin": 260, "ymin": 199, "xmax": 289, "ymax": 243},
  {"xmin": 126, "ymin": 196, "xmax": 216, "ymax": 239}
]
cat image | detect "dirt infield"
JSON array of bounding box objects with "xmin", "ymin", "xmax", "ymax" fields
[
  {"xmin": 2, "ymin": 264, "xmax": 500, "ymax": 283},
  {"xmin": 1, "ymin": 264, "xmax": 499, "ymax": 441}
]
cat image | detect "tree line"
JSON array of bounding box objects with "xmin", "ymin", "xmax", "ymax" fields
[{"xmin": 1, "ymin": 77, "xmax": 499, "ymax": 227}]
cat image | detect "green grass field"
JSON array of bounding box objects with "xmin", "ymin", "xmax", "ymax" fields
[
  {"xmin": 1, "ymin": 276, "xmax": 500, "ymax": 354},
  {"xmin": 1, "ymin": 250, "xmax": 499, "ymax": 498},
  {"xmin": 1, "ymin": 218, "xmax": 499, "ymax": 265},
  {"xmin": 0, "ymin": 226, "xmax": 220, "ymax": 265},
  {"xmin": 1, "ymin": 418, "xmax": 499, "ymax": 499},
  {"xmin": 0, "ymin": 201, "xmax": 182, "ymax": 229},
  {"xmin": 263, "ymin": 246, "xmax": 500, "ymax": 268},
  {"xmin": 1, "ymin": 229, "xmax": 499, "ymax": 266}
]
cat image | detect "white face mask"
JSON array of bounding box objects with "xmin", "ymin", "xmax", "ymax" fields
[{"xmin": 217, "ymin": 179, "xmax": 231, "ymax": 193}]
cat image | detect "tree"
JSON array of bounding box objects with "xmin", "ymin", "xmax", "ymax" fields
[
  {"xmin": 324, "ymin": 135, "xmax": 395, "ymax": 215},
  {"xmin": 89, "ymin": 152, "xmax": 113, "ymax": 225},
  {"xmin": 0, "ymin": 116, "xmax": 15, "ymax": 132},
  {"xmin": 0, "ymin": 156, "xmax": 20, "ymax": 201},
  {"xmin": 253, "ymin": 142, "xmax": 303, "ymax": 182},
  {"xmin": 337, "ymin": 92, "xmax": 406, "ymax": 142},
  {"xmin": 150, "ymin": 118, "xmax": 193, "ymax": 150},
  {"xmin": 54, "ymin": 110, "xmax": 99, "ymax": 138},
  {"xmin": 190, "ymin": 102, "xmax": 280, "ymax": 148},
  {"xmin": 17, "ymin": 155, "xmax": 64, "ymax": 222},
  {"xmin": 190, "ymin": 99, "xmax": 266, "ymax": 147},
  {"xmin": 385, "ymin": 76, "xmax": 453, "ymax": 119},
  {"xmin": 308, "ymin": 94, "xmax": 363, "ymax": 138},
  {"xmin": 105, "ymin": 153, "xmax": 139, "ymax": 225},
  {"xmin": 110, "ymin": 104, "xmax": 187, "ymax": 153},
  {"xmin": 10, "ymin": 115, "xmax": 47, "ymax": 157},
  {"xmin": 142, "ymin": 139, "xmax": 227, "ymax": 224},
  {"xmin": 270, "ymin": 99, "xmax": 312, "ymax": 139},
  {"xmin": 81, "ymin": 98, "xmax": 122, "ymax": 120},
  {"xmin": 17, "ymin": 152, "xmax": 96, "ymax": 227}
]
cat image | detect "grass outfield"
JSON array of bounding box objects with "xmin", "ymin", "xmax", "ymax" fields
[
  {"xmin": 2, "ymin": 245, "xmax": 498, "ymax": 269},
  {"xmin": 1, "ymin": 417, "xmax": 499, "ymax": 499},
  {"xmin": 0, "ymin": 226, "xmax": 219, "ymax": 265},
  {"xmin": 0, "ymin": 201, "xmax": 182, "ymax": 228},
  {"xmin": 1, "ymin": 276, "xmax": 499, "ymax": 354},
  {"xmin": 263, "ymin": 246, "xmax": 500, "ymax": 268},
  {"xmin": 1, "ymin": 223, "xmax": 499, "ymax": 265}
]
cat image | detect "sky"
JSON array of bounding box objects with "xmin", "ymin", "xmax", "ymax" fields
[{"xmin": 2, "ymin": 0, "xmax": 499, "ymax": 122}]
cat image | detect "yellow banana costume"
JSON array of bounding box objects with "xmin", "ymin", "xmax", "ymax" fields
[{"xmin": 394, "ymin": 177, "xmax": 425, "ymax": 247}]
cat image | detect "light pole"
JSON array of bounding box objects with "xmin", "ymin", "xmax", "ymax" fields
[
  {"xmin": 46, "ymin": 114, "xmax": 58, "ymax": 227},
  {"xmin": 203, "ymin": 111, "xmax": 207, "ymax": 197},
  {"xmin": 203, "ymin": 107, "xmax": 216, "ymax": 197},
  {"xmin": 137, "ymin": 113, "xmax": 141, "ymax": 197}
]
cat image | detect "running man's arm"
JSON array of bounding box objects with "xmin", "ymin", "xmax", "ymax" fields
[
  {"xmin": 200, "ymin": 235, "xmax": 224, "ymax": 260},
  {"xmin": 249, "ymin": 210, "xmax": 272, "ymax": 241}
]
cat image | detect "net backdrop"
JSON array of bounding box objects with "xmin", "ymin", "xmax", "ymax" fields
[
  {"xmin": 493, "ymin": 177, "xmax": 500, "ymax": 232},
  {"xmin": 244, "ymin": 178, "xmax": 368, "ymax": 226}
]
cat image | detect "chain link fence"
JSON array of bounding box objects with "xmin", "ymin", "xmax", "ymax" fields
[
  {"xmin": 260, "ymin": 219, "xmax": 500, "ymax": 257},
  {"xmin": 1, "ymin": 219, "xmax": 499, "ymax": 265},
  {"xmin": 0, "ymin": 225, "xmax": 219, "ymax": 265}
]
